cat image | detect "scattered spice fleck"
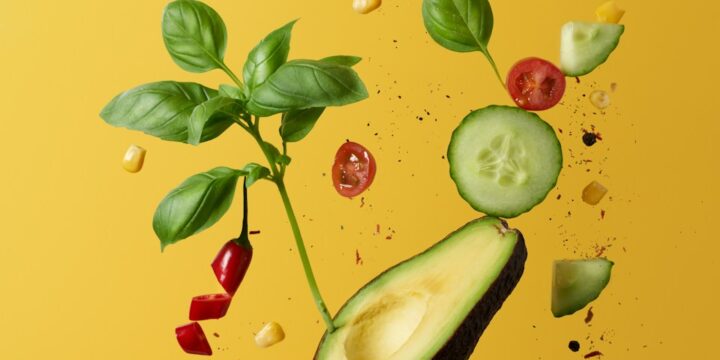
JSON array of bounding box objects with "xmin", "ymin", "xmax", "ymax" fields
[
  {"xmin": 584, "ymin": 350, "xmax": 603, "ymax": 358},
  {"xmin": 360, "ymin": 197, "xmax": 365, "ymax": 208},
  {"xmin": 575, "ymin": 77, "xmax": 581, "ymax": 83},
  {"xmin": 376, "ymin": 224, "xmax": 380, "ymax": 234},
  {"xmin": 584, "ymin": 307, "xmax": 594, "ymax": 324},
  {"xmin": 569, "ymin": 340, "xmax": 580, "ymax": 352},
  {"xmin": 583, "ymin": 132, "xmax": 598, "ymax": 146},
  {"xmin": 556, "ymin": 194, "xmax": 562, "ymax": 200},
  {"xmin": 385, "ymin": 235, "xmax": 393, "ymax": 240},
  {"xmin": 601, "ymin": 209, "xmax": 606, "ymax": 219},
  {"xmin": 355, "ymin": 249, "xmax": 363, "ymax": 265},
  {"xmin": 249, "ymin": 230, "xmax": 261, "ymax": 235},
  {"xmin": 213, "ymin": 332, "xmax": 220, "ymax": 338},
  {"xmin": 610, "ymin": 82, "xmax": 617, "ymax": 92}
]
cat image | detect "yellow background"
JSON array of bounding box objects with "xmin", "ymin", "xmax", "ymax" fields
[{"xmin": 0, "ymin": 0, "xmax": 715, "ymax": 358}]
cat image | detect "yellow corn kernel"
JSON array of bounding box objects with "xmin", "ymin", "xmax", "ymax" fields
[
  {"xmin": 596, "ymin": 1, "xmax": 625, "ymax": 23},
  {"xmin": 254, "ymin": 322, "xmax": 285, "ymax": 348},
  {"xmin": 589, "ymin": 90, "xmax": 611, "ymax": 109},
  {"xmin": 582, "ymin": 181, "xmax": 608, "ymax": 205},
  {"xmin": 353, "ymin": 0, "xmax": 382, "ymax": 14},
  {"xmin": 122, "ymin": 144, "xmax": 146, "ymax": 173}
]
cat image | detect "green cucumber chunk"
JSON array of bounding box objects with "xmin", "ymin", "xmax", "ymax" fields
[
  {"xmin": 552, "ymin": 258, "xmax": 614, "ymax": 317},
  {"xmin": 448, "ymin": 105, "xmax": 562, "ymax": 218},
  {"xmin": 560, "ymin": 21, "xmax": 624, "ymax": 76}
]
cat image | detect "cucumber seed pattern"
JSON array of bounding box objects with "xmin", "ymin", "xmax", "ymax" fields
[{"xmin": 477, "ymin": 134, "xmax": 529, "ymax": 186}]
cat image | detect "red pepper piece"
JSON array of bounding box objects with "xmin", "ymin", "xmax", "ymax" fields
[
  {"xmin": 175, "ymin": 322, "xmax": 212, "ymax": 356},
  {"xmin": 211, "ymin": 239, "xmax": 252, "ymax": 295},
  {"xmin": 189, "ymin": 293, "xmax": 233, "ymax": 321}
]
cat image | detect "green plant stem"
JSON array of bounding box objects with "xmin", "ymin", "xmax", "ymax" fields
[
  {"xmin": 483, "ymin": 51, "xmax": 505, "ymax": 89},
  {"xmin": 276, "ymin": 180, "xmax": 336, "ymax": 333},
  {"xmin": 248, "ymin": 116, "xmax": 336, "ymax": 333},
  {"xmin": 219, "ymin": 61, "xmax": 244, "ymax": 89}
]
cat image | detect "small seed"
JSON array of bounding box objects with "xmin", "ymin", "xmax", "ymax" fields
[
  {"xmin": 589, "ymin": 90, "xmax": 611, "ymax": 109},
  {"xmin": 122, "ymin": 144, "xmax": 146, "ymax": 173},
  {"xmin": 254, "ymin": 322, "xmax": 285, "ymax": 348},
  {"xmin": 353, "ymin": 0, "xmax": 382, "ymax": 14},
  {"xmin": 582, "ymin": 181, "xmax": 608, "ymax": 205}
]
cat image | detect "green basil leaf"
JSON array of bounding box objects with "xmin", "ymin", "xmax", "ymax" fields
[
  {"xmin": 422, "ymin": 0, "xmax": 501, "ymax": 80},
  {"xmin": 242, "ymin": 163, "xmax": 271, "ymax": 187},
  {"xmin": 243, "ymin": 20, "xmax": 296, "ymax": 92},
  {"xmin": 219, "ymin": 84, "xmax": 245, "ymax": 100},
  {"xmin": 188, "ymin": 96, "xmax": 242, "ymax": 145},
  {"xmin": 277, "ymin": 155, "xmax": 292, "ymax": 166},
  {"xmin": 280, "ymin": 107, "xmax": 325, "ymax": 142},
  {"xmin": 320, "ymin": 55, "xmax": 362, "ymax": 67},
  {"xmin": 162, "ymin": 0, "xmax": 227, "ymax": 73},
  {"xmin": 262, "ymin": 141, "xmax": 281, "ymax": 164},
  {"xmin": 246, "ymin": 60, "xmax": 368, "ymax": 116},
  {"xmin": 100, "ymin": 81, "xmax": 216, "ymax": 143},
  {"xmin": 153, "ymin": 167, "xmax": 245, "ymax": 250}
]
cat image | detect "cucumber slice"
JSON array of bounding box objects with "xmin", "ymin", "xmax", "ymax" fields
[
  {"xmin": 560, "ymin": 21, "xmax": 624, "ymax": 76},
  {"xmin": 448, "ymin": 106, "xmax": 562, "ymax": 218},
  {"xmin": 552, "ymin": 258, "xmax": 614, "ymax": 317}
]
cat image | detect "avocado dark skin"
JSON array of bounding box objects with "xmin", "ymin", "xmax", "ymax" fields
[
  {"xmin": 432, "ymin": 230, "xmax": 527, "ymax": 360},
  {"xmin": 314, "ymin": 221, "xmax": 528, "ymax": 360}
]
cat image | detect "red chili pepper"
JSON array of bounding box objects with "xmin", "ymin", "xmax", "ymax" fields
[
  {"xmin": 175, "ymin": 322, "xmax": 212, "ymax": 356},
  {"xmin": 189, "ymin": 293, "xmax": 233, "ymax": 321},
  {"xmin": 211, "ymin": 239, "xmax": 252, "ymax": 295}
]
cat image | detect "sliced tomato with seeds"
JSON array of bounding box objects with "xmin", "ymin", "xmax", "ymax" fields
[
  {"xmin": 506, "ymin": 57, "xmax": 566, "ymax": 111},
  {"xmin": 332, "ymin": 141, "xmax": 376, "ymax": 198}
]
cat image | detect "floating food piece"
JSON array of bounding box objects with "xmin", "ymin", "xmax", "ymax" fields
[
  {"xmin": 315, "ymin": 217, "xmax": 527, "ymax": 359},
  {"xmin": 506, "ymin": 57, "xmax": 566, "ymax": 111},
  {"xmin": 589, "ymin": 90, "xmax": 611, "ymax": 109},
  {"xmin": 211, "ymin": 239, "xmax": 253, "ymax": 296},
  {"xmin": 560, "ymin": 21, "xmax": 625, "ymax": 76},
  {"xmin": 255, "ymin": 321, "xmax": 286, "ymax": 348},
  {"xmin": 582, "ymin": 181, "xmax": 608, "ymax": 205},
  {"xmin": 596, "ymin": 1, "xmax": 625, "ymax": 23},
  {"xmin": 122, "ymin": 144, "xmax": 146, "ymax": 173},
  {"xmin": 353, "ymin": 0, "xmax": 382, "ymax": 14},
  {"xmin": 582, "ymin": 132, "xmax": 598, "ymax": 146},
  {"xmin": 569, "ymin": 340, "xmax": 581, "ymax": 352},
  {"xmin": 552, "ymin": 259, "xmax": 613, "ymax": 317},
  {"xmin": 189, "ymin": 293, "xmax": 233, "ymax": 321},
  {"xmin": 176, "ymin": 322, "xmax": 212, "ymax": 356},
  {"xmin": 332, "ymin": 142, "xmax": 377, "ymax": 198}
]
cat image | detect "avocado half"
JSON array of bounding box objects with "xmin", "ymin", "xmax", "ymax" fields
[{"xmin": 315, "ymin": 217, "xmax": 527, "ymax": 360}]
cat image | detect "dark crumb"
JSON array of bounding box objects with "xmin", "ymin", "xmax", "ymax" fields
[
  {"xmin": 583, "ymin": 132, "xmax": 598, "ymax": 146},
  {"xmin": 355, "ymin": 249, "xmax": 363, "ymax": 265},
  {"xmin": 558, "ymin": 128, "xmax": 563, "ymax": 133},
  {"xmin": 360, "ymin": 197, "xmax": 365, "ymax": 208},
  {"xmin": 249, "ymin": 230, "xmax": 261, "ymax": 235},
  {"xmin": 584, "ymin": 307, "xmax": 594, "ymax": 324},
  {"xmin": 556, "ymin": 194, "xmax": 562, "ymax": 200},
  {"xmin": 213, "ymin": 332, "xmax": 220, "ymax": 338},
  {"xmin": 569, "ymin": 340, "xmax": 580, "ymax": 352},
  {"xmin": 601, "ymin": 210, "xmax": 606, "ymax": 219},
  {"xmin": 610, "ymin": 82, "xmax": 617, "ymax": 92},
  {"xmin": 575, "ymin": 77, "xmax": 581, "ymax": 83},
  {"xmin": 584, "ymin": 350, "xmax": 603, "ymax": 358},
  {"xmin": 385, "ymin": 235, "xmax": 393, "ymax": 240},
  {"xmin": 445, "ymin": 94, "xmax": 451, "ymax": 98}
]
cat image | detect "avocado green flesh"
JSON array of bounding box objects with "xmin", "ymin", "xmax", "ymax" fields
[
  {"xmin": 560, "ymin": 21, "xmax": 624, "ymax": 76},
  {"xmin": 315, "ymin": 217, "xmax": 527, "ymax": 360},
  {"xmin": 552, "ymin": 258, "xmax": 614, "ymax": 317},
  {"xmin": 449, "ymin": 106, "xmax": 562, "ymax": 218}
]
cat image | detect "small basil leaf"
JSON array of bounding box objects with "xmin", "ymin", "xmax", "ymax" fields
[
  {"xmin": 188, "ymin": 96, "xmax": 242, "ymax": 145},
  {"xmin": 100, "ymin": 81, "xmax": 215, "ymax": 143},
  {"xmin": 162, "ymin": 0, "xmax": 227, "ymax": 73},
  {"xmin": 277, "ymin": 155, "xmax": 292, "ymax": 166},
  {"xmin": 422, "ymin": 0, "xmax": 501, "ymax": 80},
  {"xmin": 153, "ymin": 167, "xmax": 245, "ymax": 250},
  {"xmin": 243, "ymin": 20, "xmax": 297, "ymax": 92},
  {"xmin": 242, "ymin": 163, "xmax": 271, "ymax": 187},
  {"xmin": 246, "ymin": 60, "xmax": 368, "ymax": 116},
  {"xmin": 280, "ymin": 107, "xmax": 325, "ymax": 142},
  {"xmin": 262, "ymin": 141, "xmax": 281, "ymax": 164},
  {"xmin": 320, "ymin": 55, "xmax": 362, "ymax": 67},
  {"xmin": 219, "ymin": 84, "xmax": 245, "ymax": 100}
]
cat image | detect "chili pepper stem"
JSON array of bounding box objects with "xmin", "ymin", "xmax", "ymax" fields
[{"xmin": 276, "ymin": 180, "xmax": 336, "ymax": 333}]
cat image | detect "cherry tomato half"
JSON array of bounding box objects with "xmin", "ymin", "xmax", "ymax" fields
[
  {"xmin": 332, "ymin": 141, "xmax": 376, "ymax": 198},
  {"xmin": 506, "ymin": 57, "xmax": 566, "ymax": 111}
]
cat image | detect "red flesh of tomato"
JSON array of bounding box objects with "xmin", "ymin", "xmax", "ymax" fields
[
  {"xmin": 332, "ymin": 141, "xmax": 376, "ymax": 198},
  {"xmin": 506, "ymin": 57, "xmax": 566, "ymax": 111}
]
